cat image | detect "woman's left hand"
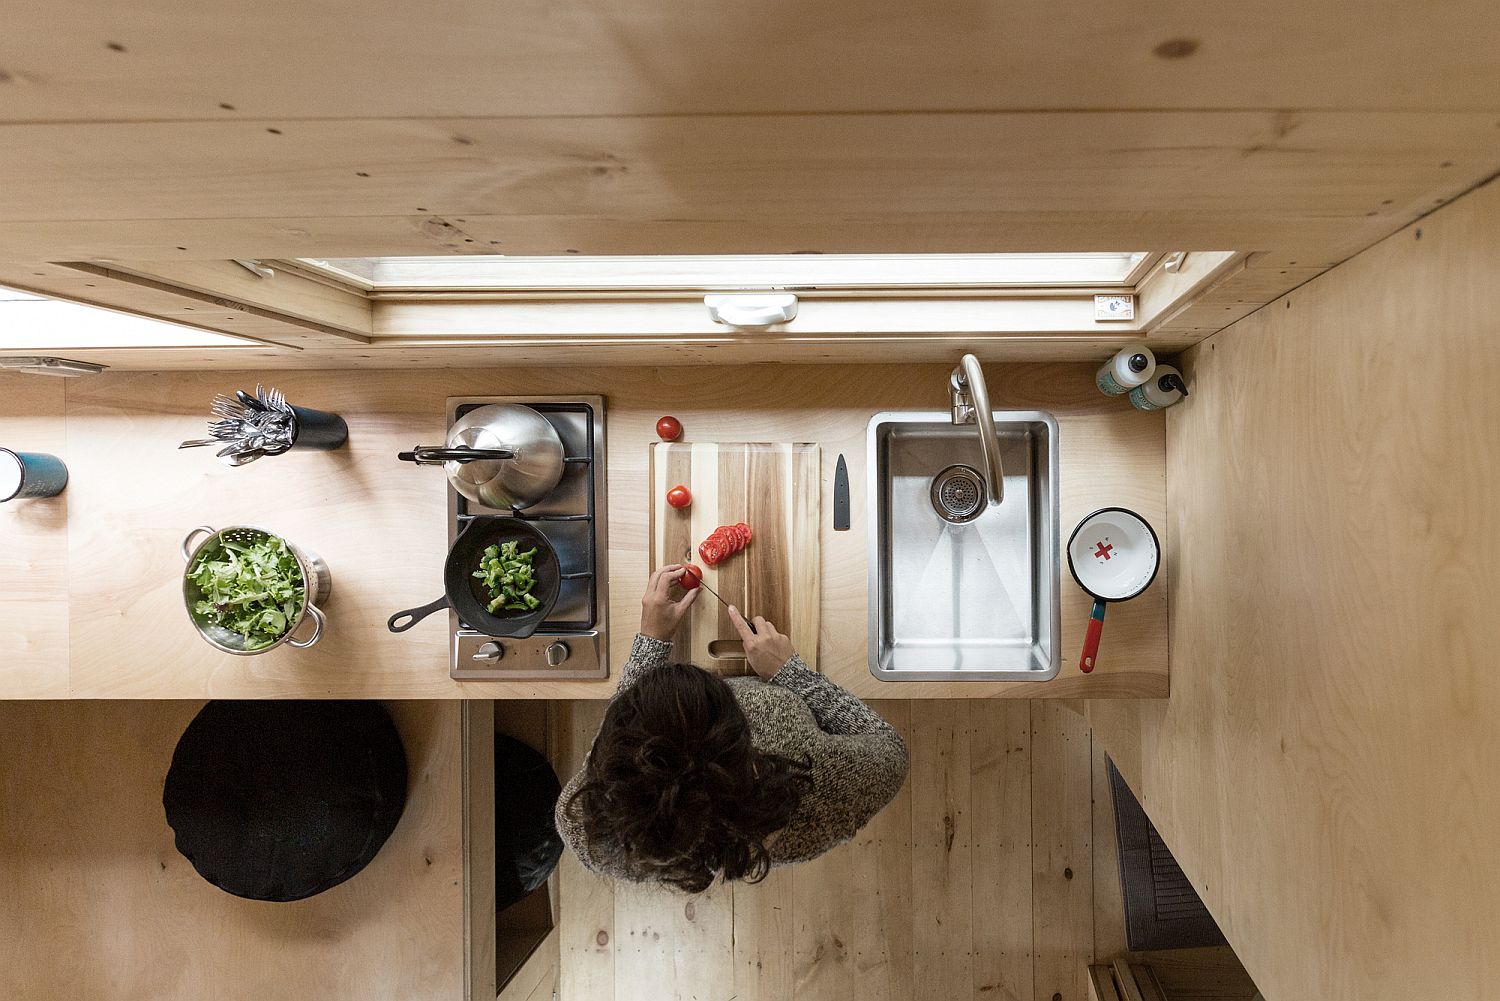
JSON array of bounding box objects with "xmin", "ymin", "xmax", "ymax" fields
[{"xmin": 640, "ymin": 564, "xmax": 701, "ymax": 641}]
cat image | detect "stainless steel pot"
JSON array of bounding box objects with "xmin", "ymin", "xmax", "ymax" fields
[
  {"xmin": 398, "ymin": 404, "xmax": 565, "ymax": 510},
  {"xmin": 181, "ymin": 525, "xmax": 331, "ymax": 654}
]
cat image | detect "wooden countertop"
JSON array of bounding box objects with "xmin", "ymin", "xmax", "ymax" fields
[{"xmin": 0, "ymin": 362, "xmax": 1167, "ymax": 699}]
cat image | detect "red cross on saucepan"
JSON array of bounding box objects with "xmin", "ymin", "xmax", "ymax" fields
[{"xmin": 1093, "ymin": 541, "xmax": 1114, "ymax": 561}]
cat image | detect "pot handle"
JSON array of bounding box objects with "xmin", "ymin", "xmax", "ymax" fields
[
  {"xmin": 181, "ymin": 525, "xmax": 217, "ymax": 563},
  {"xmin": 397, "ymin": 446, "xmax": 516, "ymax": 465},
  {"xmin": 286, "ymin": 603, "xmax": 326, "ymax": 649},
  {"xmin": 1079, "ymin": 598, "xmax": 1107, "ymax": 673},
  {"xmin": 388, "ymin": 595, "xmax": 450, "ymax": 633}
]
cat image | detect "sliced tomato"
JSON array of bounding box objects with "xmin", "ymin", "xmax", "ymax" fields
[
  {"xmin": 679, "ymin": 564, "xmax": 704, "ymax": 590},
  {"xmin": 698, "ymin": 539, "xmax": 724, "ymax": 566}
]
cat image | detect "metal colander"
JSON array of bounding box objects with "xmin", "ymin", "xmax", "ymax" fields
[
  {"xmin": 930, "ymin": 464, "xmax": 986, "ymax": 524},
  {"xmin": 180, "ymin": 525, "xmax": 332, "ymax": 654}
]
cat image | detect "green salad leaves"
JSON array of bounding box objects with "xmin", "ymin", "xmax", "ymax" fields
[
  {"xmin": 475, "ymin": 540, "xmax": 542, "ymax": 614},
  {"xmin": 188, "ymin": 534, "xmax": 306, "ymax": 650}
]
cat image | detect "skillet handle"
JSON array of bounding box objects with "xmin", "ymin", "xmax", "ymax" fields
[
  {"xmin": 1079, "ymin": 599, "xmax": 1107, "ymax": 673},
  {"xmin": 397, "ymin": 446, "xmax": 515, "ymax": 465},
  {"xmin": 388, "ymin": 596, "xmax": 450, "ymax": 633}
]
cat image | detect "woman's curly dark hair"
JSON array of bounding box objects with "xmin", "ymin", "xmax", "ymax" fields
[{"xmin": 562, "ymin": 663, "xmax": 812, "ymax": 893}]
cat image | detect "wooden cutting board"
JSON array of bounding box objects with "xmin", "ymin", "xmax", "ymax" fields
[{"xmin": 649, "ymin": 442, "xmax": 821, "ymax": 675}]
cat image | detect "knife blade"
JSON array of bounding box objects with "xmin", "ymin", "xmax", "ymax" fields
[
  {"xmin": 833, "ymin": 453, "xmax": 850, "ymax": 531},
  {"xmin": 686, "ymin": 570, "xmax": 756, "ymax": 633}
]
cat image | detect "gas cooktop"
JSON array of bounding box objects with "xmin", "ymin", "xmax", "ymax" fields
[{"xmin": 447, "ymin": 395, "xmax": 608, "ymax": 680}]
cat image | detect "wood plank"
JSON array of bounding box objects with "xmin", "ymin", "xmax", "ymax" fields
[
  {"xmin": 104, "ymin": 259, "xmax": 374, "ymax": 336},
  {"xmin": 0, "ymin": 374, "xmax": 69, "ymax": 697},
  {"xmin": 554, "ymin": 701, "xmax": 615, "ymax": 1001},
  {"xmin": 0, "ymin": 701, "xmax": 465, "ymax": 1000},
  {"xmin": 969, "ymin": 700, "xmax": 1034, "ymax": 1001},
  {"xmin": 910, "ymin": 700, "xmax": 975, "ymax": 1000},
  {"xmin": 1031, "ymin": 703, "xmax": 1094, "ymax": 1001},
  {"xmin": 0, "ymin": 112, "xmax": 1493, "ymax": 266},
  {"xmin": 4, "ymin": 0, "xmax": 1499, "ymax": 122},
  {"xmin": 1091, "ymin": 738, "xmax": 1131, "ymax": 964},
  {"xmin": 464, "ymin": 700, "xmax": 498, "ymax": 1001},
  {"xmin": 1088, "ymin": 177, "xmax": 1500, "ymax": 998},
  {"xmin": 731, "ymin": 866, "xmax": 795, "ymax": 1001}
]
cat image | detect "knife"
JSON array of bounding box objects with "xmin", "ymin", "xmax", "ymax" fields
[
  {"xmin": 833, "ymin": 453, "xmax": 850, "ymax": 531},
  {"xmin": 686, "ymin": 570, "xmax": 756, "ymax": 633}
]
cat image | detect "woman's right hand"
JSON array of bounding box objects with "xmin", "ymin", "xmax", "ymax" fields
[
  {"xmin": 728, "ymin": 605, "xmax": 796, "ymax": 681},
  {"xmin": 640, "ymin": 564, "xmax": 700, "ymax": 641}
]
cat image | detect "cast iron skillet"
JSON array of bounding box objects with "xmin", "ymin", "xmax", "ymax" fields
[{"xmin": 388, "ymin": 517, "xmax": 561, "ymax": 639}]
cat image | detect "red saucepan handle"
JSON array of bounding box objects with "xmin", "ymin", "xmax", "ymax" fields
[{"xmin": 1080, "ymin": 598, "xmax": 1107, "ymax": 673}]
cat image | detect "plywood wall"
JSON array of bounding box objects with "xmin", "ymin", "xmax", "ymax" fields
[{"xmin": 1089, "ymin": 177, "xmax": 1500, "ymax": 999}]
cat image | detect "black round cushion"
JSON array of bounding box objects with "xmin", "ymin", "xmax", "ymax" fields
[
  {"xmin": 163, "ymin": 701, "xmax": 408, "ymax": 902},
  {"xmin": 494, "ymin": 734, "xmax": 564, "ymax": 910}
]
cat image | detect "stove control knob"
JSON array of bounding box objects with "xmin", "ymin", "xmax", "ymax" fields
[
  {"xmin": 472, "ymin": 641, "xmax": 504, "ymax": 662},
  {"xmin": 545, "ymin": 641, "xmax": 571, "ymax": 667}
]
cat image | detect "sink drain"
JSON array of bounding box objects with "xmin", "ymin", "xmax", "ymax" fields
[{"xmin": 930, "ymin": 464, "xmax": 986, "ymax": 524}]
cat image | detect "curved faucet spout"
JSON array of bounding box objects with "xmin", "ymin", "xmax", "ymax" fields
[{"xmin": 949, "ymin": 353, "xmax": 1004, "ymax": 506}]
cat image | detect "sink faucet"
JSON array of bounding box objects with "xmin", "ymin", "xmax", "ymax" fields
[{"xmin": 949, "ymin": 353, "xmax": 1004, "ymax": 506}]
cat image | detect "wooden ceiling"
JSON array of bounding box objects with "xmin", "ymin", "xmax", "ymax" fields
[{"xmin": 1, "ymin": 0, "xmax": 1497, "ymax": 365}]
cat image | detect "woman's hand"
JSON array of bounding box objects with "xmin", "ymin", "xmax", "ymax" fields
[
  {"xmin": 728, "ymin": 605, "xmax": 797, "ymax": 681},
  {"xmin": 640, "ymin": 564, "xmax": 701, "ymax": 641}
]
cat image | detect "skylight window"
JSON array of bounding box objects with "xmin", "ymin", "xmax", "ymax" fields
[
  {"xmin": 1, "ymin": 287, "xmax": 252, "ymax": 349},
  {"xmin": 294, "ymin": 253, "xmax": 1155, "ymax": 293}
]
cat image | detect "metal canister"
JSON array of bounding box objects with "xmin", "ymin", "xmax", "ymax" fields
[{"xmin": 0, "ymin": 448, "xmax": 68, "ymax": 501}]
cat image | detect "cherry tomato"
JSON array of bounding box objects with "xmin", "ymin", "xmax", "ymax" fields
[
  {"xmin": 656, "ymin": 415, "xmax": 684, "ymax": 441},
  {"xmin": 679, "ymin": 564, "xmax": 704, "ymax": 590},
  {"xmin": 666, "ymin": 485, "xmax": 693, "ymax": 509}
]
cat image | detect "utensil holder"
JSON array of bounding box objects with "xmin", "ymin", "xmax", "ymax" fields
[
  {"xmin": 0, "ymin": 448, "xmax": 68, "ymax": 501},
  {"xmin": 290, "ymin": 406, "xmax": 349, "ymax": 451}
]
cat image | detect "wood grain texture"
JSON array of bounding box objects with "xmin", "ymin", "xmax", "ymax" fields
[
  {"xmin": 1032, "ymin": 702, "xmax": 1095, "ymax": 1001},
  {"xmin": 0, "ymin": 700, "xmax": 464, "ymax": 1001},
  {"xmin": 547, "ymin": 698, "xmax": 1117, "ymax": 1000},
  {"xmin": 1088, "ymin": 178, "xmax": 1500, "ymax": 999},
  {"xmin": 2, "ymin": 361, "xmax": 1165, "ymax": 699},
  {"xmin": 4, "ymin": 0, "xmax": 1498, "ymax": 121},
  {"xmin": 649, "ymin": 441, "xmax": 820, "ymax": 675},
  {"xmin": 0, "ymin": 375, "xmax": 69, "ymax": 697},
  {"xmin": 554, "ymin": 701, "xmax": 616, "ymax": 1001}
]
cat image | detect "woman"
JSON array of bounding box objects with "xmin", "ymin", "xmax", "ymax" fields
[{"xmin": 556, "ymin": 565, "xmax": 909, "ymax": 893}]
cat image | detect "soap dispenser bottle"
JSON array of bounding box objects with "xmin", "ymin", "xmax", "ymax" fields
[
  {"xmin": 1129, "ymin": 366, "xmax": 1190, "ymax": 411},
  {"xmin": 1095, "ymin": 345, "xmax": 1156, "ymax": 396}
]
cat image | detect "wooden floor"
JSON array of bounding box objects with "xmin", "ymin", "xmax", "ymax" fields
[{"xmin": 538, "ymin": 699, "xmax": 1128, "ymax": 1001}]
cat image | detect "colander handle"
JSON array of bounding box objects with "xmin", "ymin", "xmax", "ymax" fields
[
  {"xmin": 181, "ymin": 525, "xmax": 217, "ymax": 563},
  {"xmin": 286, "ymin": 603, "xmax": 326, "ymax": 649}
]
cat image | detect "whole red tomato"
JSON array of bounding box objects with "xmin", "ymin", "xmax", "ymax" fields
[
  {"xmin": 656, "ymin": 415, "xmax": 683, "ymax": 441},
  {"xmin": 679, "ymin": 564, "xmax": 704, "ymax": 590},
  {"xmin": 666, "ymin": 485, "xmax": 692, "ymax": 509}
]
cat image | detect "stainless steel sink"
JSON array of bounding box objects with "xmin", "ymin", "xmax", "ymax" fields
[{"xmin": 867, "ymin": 411, "xmax": 1060, "ymax": 681}]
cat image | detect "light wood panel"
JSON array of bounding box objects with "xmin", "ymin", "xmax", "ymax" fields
[
  {"xmin": 549, "ymin": 699, "xmax": 1118, "ymax": 1000},
  {"xmin": 2, "ymin": 111, "xmax": 1493, "ymax": 264},
  {"xmin": 0, "ymin": 700, "xmax": 465, "ymax": 1000},
  {"xmin": 0, "ymin": 375, "xmax": 68, "ymax": 697},
  {"xmin": 649, "ymin": 441, "xmax": 820, "ymax": 675},
  {"xmin": 1089, "ymin": 177, "xmax": 1500, "ymax": 999},
  {"xmin": 1032, "ymin": 703, "xmax": 1095, "ymax": 1001},
  {"xmin": 6, "ymin": 361, "xmax": 1165, "ymax": 699},
  {"xmin": 4, "ymin": 0, "xmax": 1499, "ymax": 121}
]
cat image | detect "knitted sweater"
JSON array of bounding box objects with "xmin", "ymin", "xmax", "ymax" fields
[{"xmin": 555, "ymin": 633, "xmax": 909, "ymax": 879}]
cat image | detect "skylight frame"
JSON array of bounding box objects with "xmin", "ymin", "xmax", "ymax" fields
[{"xmin": 292, "ymin": 252, "xmax": 1160, "ymax": 295}]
